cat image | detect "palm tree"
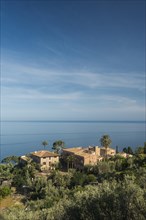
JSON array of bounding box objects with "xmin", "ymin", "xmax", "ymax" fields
[
  {"xmin": 100, "ymin": 134, "xmax": 112, "ymax": 159},
  {"xmin": 52, "ymin": 140, "xmax": 65, "ymax": 154},
  {"xmin": 42, "ymin": 140, "xmax": 48, "ymax": 150}
]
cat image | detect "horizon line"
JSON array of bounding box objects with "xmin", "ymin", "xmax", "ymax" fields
[{"xmin": 1, "ymin": 120, "xmax": 146, "ymax": 123}]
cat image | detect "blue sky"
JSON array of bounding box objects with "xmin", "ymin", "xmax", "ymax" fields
[{"xmin": 1, "ymin": 0, "xmax": 145, "ymax": 121}]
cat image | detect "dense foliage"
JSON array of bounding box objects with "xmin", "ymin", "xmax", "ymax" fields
[
  {"xmin": 100, "ymin": 134, "xmax": 112, "ymax": 148},
  {"xmin": 1, "ymin": 144, "xmax": 146, "ymax": 220},
  {"xmin": 52, "ymin": 140, "xmax": 65, "ymax": 154},
  {"xmin": 0, "ymin": 186, "xmax": 11, "ymax": 199}
]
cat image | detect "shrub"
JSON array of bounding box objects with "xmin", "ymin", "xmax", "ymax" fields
[{"xmin": 0, "ymin": 186, "xmax": 11, "ymax": 198}]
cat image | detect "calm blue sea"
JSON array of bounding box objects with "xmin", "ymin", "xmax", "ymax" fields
[{"xmin": 0, "ymin": 121, "xmax": 146, "ymax": 160}]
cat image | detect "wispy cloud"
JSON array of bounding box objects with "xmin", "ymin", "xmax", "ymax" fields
[
  {"xmin": 1, "ymin": 61, "xmax": 145, "ymax": 91},
  {"xmin": 1, "ymin": 59, "xmax": 145, "ymax": 120},
  {"xmin": 2, "ymin": 86, "xmax": 81, "ymax": 101}
]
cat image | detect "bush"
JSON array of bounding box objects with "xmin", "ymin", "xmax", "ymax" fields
[{"xmin": 0, "ymin": 186, "xmax": 11, "ymax": 198}]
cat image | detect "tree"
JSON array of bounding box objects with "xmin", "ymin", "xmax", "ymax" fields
[
  {"xmin": 50, "ymin": 171, "xmax": 71, "ymax": 188},
  {"xmin": 123, "ymin": 147, "xmax": 128, "ymax": 153},
  {"xmin": 1, "ymin": 156, "xmax": 19, "ymax": 164},
  {"xmin": 123, "ymin": 147, "xmax": 133, "ymax": 155},
  {"xmin": 100, "ymin": 134, "xmax": 112, "ymax": 158},
  {"xmin": 127, "ymin": 146, "xmax": 133, "ymax": 154},
  {"xmin": 0, "ymin": 186, "xmax": 11, "ymax": 198},
  {"xmin": 30, "ymin": 177, "xmax": 47, "ymax": 200},
  {"xmin": 42, "ymin": 141, "xmax": 48, "ymax": 150},
  {"xmin": 70, "ymin": 172, "xmax": 87, "ymax": 187},
  {"xmin": 85, "ymin": 174, "xmax": 97, "ymax": 184},
  {"xmin": 143, "ymin": 142, "xmax": 146, "ymax": 154},
  {"xmin": 135, "ymin": 146, "xmax": 144, "ymax": 155},
  {"xmin": 0, "ymin": 163, "xmax": 13, "ymax": 180},
  {"xmin": 52, "ymin": 140, "xmax": 65, "ymax": 154},
  {"xmin": 116, "ymin": 145, "xmax": 119, "ymax": 154}
]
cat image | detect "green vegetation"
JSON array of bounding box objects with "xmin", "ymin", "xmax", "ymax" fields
[
  {"xmin": 42, "ymin": 141, "xmax": 49, "ymax": 150},
  {"xmin": 52, "ymin": 140, "xmax": 65, "ymax": 154},
  {"xmin": 1, "ymin": 142, "xmax": 146, "ymax": 219},
  {"xmin": 100, "ymin": 134, "xmax": 112, "ymax": 158},
  {"xmin": 100, "ymin": 134, "xmax": 112, "ymax": 148},
  {"xmin": 123, "ymin": 146, "xmax": 133, "ymax": 154},
  {"xmin": 0, "ymin": 186, "xmax": 11, "ymax": 199},
  {"xmin": 1, "ymin": 156, "xmax": 19, "ymax": 164}
]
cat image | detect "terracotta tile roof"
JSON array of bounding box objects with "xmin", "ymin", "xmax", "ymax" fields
[
  {"xmin": 31, "ymin": 150, "xmax": 58, "ymax": 158},
  {"xmin": 63, "ymin": 147, "xmax": 83, "ymax": 153},
  {"xmin": 63, "ymin": 147, "xmax": 93, "ymax": 158},
  {"xmin": 63, "ymin": 146, "xmax": 116, "ymax": 159}
]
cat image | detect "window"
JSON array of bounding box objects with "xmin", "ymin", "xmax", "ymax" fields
[{"xmin": 43, "ymin": 162, "xmax": 46, "ymax": 165}]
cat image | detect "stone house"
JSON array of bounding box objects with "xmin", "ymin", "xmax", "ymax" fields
[
  {"xmin": 100, "ymin": 147, "xmax": 116, "ymax": 158},
  {"xmin": 20, "ymin": 150, "xmax": 59, "ymax": 170},
  {"xmin": 63, "ymin": 146, "xmax": 104, "ymax": 169}
]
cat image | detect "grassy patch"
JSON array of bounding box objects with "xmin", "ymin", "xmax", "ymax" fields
[{"xmin": 0, "ymin": 194, "xmax": 25, "ymax": 210}]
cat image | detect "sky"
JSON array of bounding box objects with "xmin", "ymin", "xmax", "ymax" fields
[{"xmin": 1, "ymin": 0, "xmax": 145, "ymax": 121}]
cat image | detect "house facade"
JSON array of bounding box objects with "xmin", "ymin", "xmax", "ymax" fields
[
  {"xmin": 20, "ymin": 150, "xmax": 59, "ymax": 170},
  {"xmin": 100, "ymin": 147, "xmax": 116, "ymax": 158},
  {"xmin": 62, "ymin": 146, "xmax": 115, "ymax": 169},
  {"xmin": 31, "ymin": 151, "xmax": 59, "ymax": 170}
]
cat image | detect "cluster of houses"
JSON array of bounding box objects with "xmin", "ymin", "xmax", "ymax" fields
[{"xmin": 20, "ymin": 145, "xmax": 132, "ymax": 171}]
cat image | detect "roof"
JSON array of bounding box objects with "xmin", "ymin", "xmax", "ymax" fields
[
  {"xmin": 63, "ymin": 146, "xmax": 115, "ymax": 159},
  {"xmin": 63, "ymin": 147, "xmax": 83, "ymax": 153},
  {"xmin": 100, "ymin": 147, "xmax": 115, "ymax": 151},
  {"xmin": 63, "ymin": 147, "xmax": 96, "ymax": 158},
  {"xmin": 20, "ymin": 156, "xmax": 31, "ymax": 161},
  {"xmin": 31, "ymin": 150, "xmax": 58, "ymax": 158}
]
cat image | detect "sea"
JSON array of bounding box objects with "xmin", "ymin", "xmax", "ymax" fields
[{"xmin": 0, "ymin": 121, "xmax": 146, "ymax": 160}]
